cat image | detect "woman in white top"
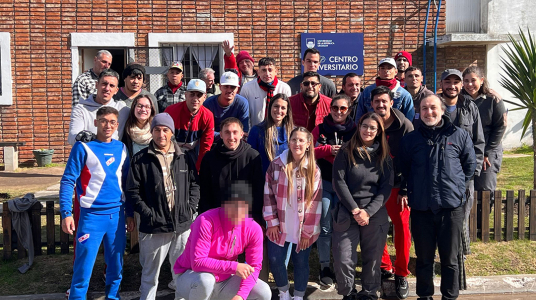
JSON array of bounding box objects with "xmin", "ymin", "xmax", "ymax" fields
[{"xmin": 263, "ymin": 127, "xmax": 322, "ymax": 300}]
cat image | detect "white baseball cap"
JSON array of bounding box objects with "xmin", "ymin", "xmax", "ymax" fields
[
  {"xmin": 378, "ymin": 58, "xmax": 397, "ymax": 69},
  {"xmin": 220, "ymin": 71, "xmax": 240, "ymax": 87},
  {"xmin": 186, "ymin": 79, "xmax": 206, "ymax": 93}
]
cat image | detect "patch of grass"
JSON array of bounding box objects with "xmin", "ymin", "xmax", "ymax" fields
[
  {"xmin": 504, "ymin": 144, "xmax": 534, "ymax": 155},
  {"xmin": 497, "ymin": 156, "xmax": 534, "ymax": 197}
]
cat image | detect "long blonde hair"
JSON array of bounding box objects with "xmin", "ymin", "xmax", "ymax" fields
[
  {"xmin": 264, "ymin": 93, "xmax": 294, "ymax": 161},
  {"xmin": 284, "ymin": 127, "xmax": 317, "ymax": 209},
  {"xmin": 345, "ymin": 112, "xmax": 390, "ymax": 173}
]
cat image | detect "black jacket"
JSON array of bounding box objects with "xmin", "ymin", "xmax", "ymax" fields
[
  {"xmin": 385, "ymin": 108, "xmax": 414, "ymax": 189},
  {"xmin": 400, "ymin": 115, "xmax": 477, "ymax": 213},
  {"xmin": 125, "ymin": 141, "xmax": 200, "ymax": 234},
  {"xmin": 198, "ymin": 140, "xmax": 264, "ymax": 225}
]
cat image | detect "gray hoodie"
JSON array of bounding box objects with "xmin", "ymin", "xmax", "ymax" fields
[{"xmin": 68, "ymin": 94, "xmax": 130, "ymax": 145}]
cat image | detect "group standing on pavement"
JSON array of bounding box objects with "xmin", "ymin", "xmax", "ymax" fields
[{"xmin": 60, "ymin": 42, "xmax": 507, "ymax": 300}]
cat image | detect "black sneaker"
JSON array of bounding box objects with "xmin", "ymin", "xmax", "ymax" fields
[
  {"xmin": 381, "ymin": 268, "xmax": 394, "ymax": 280},
  {"xmin": 319, "ymin": 267, "xmax": 335, "ymax": 286},
  {"xmin": 342, "ymin": 288, "xmax": 358, "ymax": 300},
  {"xmin": 395, "ymin": 275, "xmax": 409, "ymax": 299}
]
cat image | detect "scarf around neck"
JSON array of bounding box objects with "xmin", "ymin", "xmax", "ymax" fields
[
  {"xmin": 129, "ymin": 122, "xmax": 152, "ymax": 145},
  {"xmin": 375, "ymin": 77, "xmax": 398, "ymax": 90},
  {"xmin": 258, "ymin": 76, "xmax": 279, "ymax": 118}
]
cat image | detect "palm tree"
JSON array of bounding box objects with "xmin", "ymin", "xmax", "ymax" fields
[{"xmin": 500, "ymin": 28, "xmax": 536, "ymax": 188}]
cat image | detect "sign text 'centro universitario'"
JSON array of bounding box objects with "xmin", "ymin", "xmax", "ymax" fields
[{"xmin": 301, "ymin": 33, "xmax": 365, "ymax": 76}]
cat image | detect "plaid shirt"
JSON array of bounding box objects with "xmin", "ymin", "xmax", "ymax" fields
[
  {"xmin": 155, "ymin": 83, "xmax": 187, "ymax": 112},
  {"xmin": 72, "ymin": 69, "xmax": 98, "ymax": 106},
  {"xmin": 263, "ymin": 150, "xmax": 322, "ymax": 252}
]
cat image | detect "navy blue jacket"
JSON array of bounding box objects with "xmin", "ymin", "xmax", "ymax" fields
[{"xmin": 400, "ymin": 116, "xmax": 476, "ymax": 213}]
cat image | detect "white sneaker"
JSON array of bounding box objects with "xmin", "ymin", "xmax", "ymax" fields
[
  {"xmin": 294, "ymin": 297, "xmax": 303, "ymax": 300},
  {"xmin": 278, "ymin": 290, "xmax": 292, "ymax": 300},
  {"xmin": 65, "ymin": 288, "xmax": 70, "ymax": 300},
  {"xmin": 168, "ymin": 280, "xmax": 176, "ymax": 291}
]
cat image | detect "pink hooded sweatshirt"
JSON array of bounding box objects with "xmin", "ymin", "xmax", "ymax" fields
[{"xmin": 174, "ymin": 207, "xmax": 264, "ymax": 300}]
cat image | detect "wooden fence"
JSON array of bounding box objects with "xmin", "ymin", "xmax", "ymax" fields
[
  {"xmin": 2, "ymin": 190, "xmax": 536, "ymax": 260},
  {"xmin": 1, "ymin": 201, "xmax": 139, "ymax": 260}
]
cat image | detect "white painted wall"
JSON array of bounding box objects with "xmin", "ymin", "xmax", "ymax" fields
[
  {"xmin": 486, "ymin": 43, "xmax": 533, "ymax": 149},
  {"xmin": 485, "ymin": 0, "xmax": 536, "ymax": 36}
]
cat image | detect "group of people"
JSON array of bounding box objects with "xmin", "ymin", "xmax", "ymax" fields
[{"xmin": 60, "ymin": 42, "xmax": 506, "ymax": 300}]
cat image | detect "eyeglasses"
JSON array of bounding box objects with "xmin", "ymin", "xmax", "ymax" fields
[
  {"xmin": 98, "ymin": 119, "xmax": 118, "ymax": 126},
  {"xmin": 302, "ymin": 81, "xmax": 319, "ymax": 87},
  {"xmin": 331, "ymin": 106, "xmax": 349, "ymax": 113},
  {"xmin": 136, "ymin": 104, "xmax": 152, "ymax": 110},
  {"xmin": 360, "ymin": 124, "xmax": 378, "ymax": 132}
]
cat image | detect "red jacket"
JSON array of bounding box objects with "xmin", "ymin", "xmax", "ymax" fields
[
  {"xmin": 164, "ymin": 102, "xmax": 214, "ymax": 171},
  {"xmin": 290, "ymin": 93, "xmax": 332, "ymax": 132}
]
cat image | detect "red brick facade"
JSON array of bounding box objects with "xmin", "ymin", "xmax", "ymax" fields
[{"xmin": 0, "ymin": 0, "xmax": 486, "ymax": 164}]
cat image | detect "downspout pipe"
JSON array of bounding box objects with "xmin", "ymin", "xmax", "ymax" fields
[
  {"xmin": 433, "ymin": 0, "xmax": 443, "ymax": 93},
  {"xmin": 423, "ymin": 0, "xmax": 432, "ymax": 86}
]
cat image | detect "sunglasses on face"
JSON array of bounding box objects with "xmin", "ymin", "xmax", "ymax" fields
[
  {"xmin": 302, "ymin": 81, "xmax": 319, "ymax": 87},
  {"xmin": 331, "ymin": 106, "xmax": 349, "ymax": 113}
]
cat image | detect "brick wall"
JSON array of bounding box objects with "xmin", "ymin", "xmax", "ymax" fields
[{"xmin": 0, "ymin": 0, "xmax": 486, "ymax": 164}]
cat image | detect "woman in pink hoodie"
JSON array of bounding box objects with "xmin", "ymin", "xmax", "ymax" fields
[{"xmin": 173, "ymin": 181, "xmax": 271, "ymax": 300}]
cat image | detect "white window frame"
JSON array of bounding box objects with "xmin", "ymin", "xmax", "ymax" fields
[
  {"xmin": 70, "ymin": 32, "xmax": 135, "ymax": 84},
  {"xmin": 147, "ymin": 33, "xmax": 234, "ymax": 77},
  {"xmin": 0, "ymin": 32, "xmax": 13, "ymax": 105}
]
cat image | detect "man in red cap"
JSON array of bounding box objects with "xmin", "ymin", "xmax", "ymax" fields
[
  {"xmin": 394, "ymin": 51, "xmax": 412, "ymax": 87},
  {"xmin": 222, "ymin": 40, "xmax": 258, "ymax": 87}
]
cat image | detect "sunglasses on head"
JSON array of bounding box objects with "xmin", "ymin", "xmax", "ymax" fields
[
  {"xmin": 302, "ymin": 81, "xmax": 319, "ymax": 87},
  {"xmin": 331, "ymin": 105, "xmax": 349, "ymax": 113}
]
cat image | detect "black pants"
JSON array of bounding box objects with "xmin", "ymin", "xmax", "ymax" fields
[
  {"xmin": 332, "ymin": 205, "xmax": 389, "ymax": 299},
  {"xmin": 411, "ymin": 207, "xmax": 464, "ymax": 300}
]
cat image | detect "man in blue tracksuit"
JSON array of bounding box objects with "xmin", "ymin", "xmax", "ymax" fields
[{"xmin": 60, "ymin": 106, "xmax": 130, "ymax": 300}]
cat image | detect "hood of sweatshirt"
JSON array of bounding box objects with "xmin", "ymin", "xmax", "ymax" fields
[{"xmin": 214, "ymin": 139, "xmax": 252, "ymax": 161}]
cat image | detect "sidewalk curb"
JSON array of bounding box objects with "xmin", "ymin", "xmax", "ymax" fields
[{"xmin": 1, "ymin": 274, "xmax": 535, "ymax": 300}]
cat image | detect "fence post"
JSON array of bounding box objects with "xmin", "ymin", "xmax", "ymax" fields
[
  {"xmin": 530, "ymin": 190, "xmax": 536, "ymax": 241},
  {"xmin": 505, "ymin": 191, "xmax": 514, "ymax": 241},
  {"xmin": 518, "ymin": 190, "xmax": 526, "ymax": 240},
  {"xmin": 130, "ymin": 214, "xmax": 139, "ymax": 254},
  {"xmin": 494, "ymin": 190, "xmax": 502, "ymax": 241},
  {"xmin": 31, "ymin": 202, "xmax": 42, "ymax": 256},
  {"xmin": 2, "ymin": 202, "xmax": 12, "ymax": 260},
  {"xmin": 60, "ymin": 229, "xmax": 69, "ymax": 254},
  {"xmin": 46, "ymin": 201, "xmax": 55, "ymax": 254},
  {"xmin": 470, "ymin": 191, "xmax": 478, "ymax": 242},
  {"xmin": 481, "ymin": 191, "xmax": 490, "ymax": 242}
]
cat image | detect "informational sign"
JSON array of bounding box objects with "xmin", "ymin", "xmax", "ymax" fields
[{"xmin": 301, "ymin": 33, "xmax": 364, "ymax": 76}]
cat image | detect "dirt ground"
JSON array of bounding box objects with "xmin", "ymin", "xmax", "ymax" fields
[{"xmin": 0, "ymin": 166, "xmax": 65, "ymax": 200}]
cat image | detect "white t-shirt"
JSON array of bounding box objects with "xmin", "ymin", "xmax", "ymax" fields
[{"xmin": 284, "ymin": 169, "xmax": 304, "ymax": 244}]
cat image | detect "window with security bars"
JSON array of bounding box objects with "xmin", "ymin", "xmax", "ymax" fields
[
  {"xmin": 126, "ymin": 47, "xmax": 174, "ymax": 94},
  {"xmin": 161, "ymin": 43, "xmax": 223, "ymax": 84}
]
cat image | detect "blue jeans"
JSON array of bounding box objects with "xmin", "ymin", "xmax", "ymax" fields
[
  {"xmin": 318, "ymin": 179, "xmax": 336, "ymax": 268},
  {"xmin": 267, "ymin": 240, "xmax": 312, "ymax": 297}
]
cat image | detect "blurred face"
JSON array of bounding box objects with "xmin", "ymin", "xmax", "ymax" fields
[
  {"xmin": 152, "ymin": 125, "xmax": 173, "ymax": 150},
  {"xmin": 396, "ymin": 57, "xmax": 410, "ymax": 72},
  {"xmin": 185, "ymin": 91, "xmax": 207, "ymax": 114},
  {"xmin": 94, "ymin": 113, "xmax": 118, "ymax": 141},
  {"xmin": 221, "ymin": 122, "xmax": 244, "ymax": 150},
  {"xmin": 405, "ymin": 69, "xmax": 423, "ymax": 90},
  {"xmin": 238, "ymin": 59, "xmax": 254, "ymax": 76},
  {"xmin": 93, "ymin": 54, "xmax": 112, "ymax": 75},
  {"xmin": 218, "ymin": 85, "xmax": 239, "ymax": 106},
  {"xmin": 441, "ymin": 75, "xmax": 463, "ymax": 99},
  {"xmin": 371, "ymin": 93, "xmax": 393, "ymax": 118},
  {"xmin": 289, "ymin": 131, "xmax": 309, "ymax": 161},
  {"xmin": 203, "ymin": 73, "xmax": 215, "ymax": 89},
  {"xmin": 134, "ymin": 98, "xmax": 152, "ymax": 123},
  {"xmin": 463, "ymin": 72, "xmax": 484, "ymax": 98},
  {"xmin": 343, "ymin": 76, "xmax": 361, "ymax": 100},
  {"xmin": 270, "ymin": 98, "xmax": 288, "ymax": 125},
  {"xmin": 223, "ymin": 200, "xmax": 249, "ymax": 225},
  {"xmin": 95, "ymin": 76, "xmax": 119, "ymax": 104},
  {"xmin": 359, "ymin": 118, "xmax": 379, "ymax": 146},
  {"xmin": 378, "ymin": 63, "xmax": 397, "ymax": 80},
  {"xmin": 302, "ymin": 53, "xmax": 320, "ymax": 72},
  {"xmin": 167, "ymin": 68, "xmax": 184, "ymax": 86},
  {"xmin": 300, "ymin": 76, "xmax": 321, "ymax": 99},
  {"xmin": 258, "ymin": 63, "xmax": 277, "ymax": 83},
  {"xmin": 125, "ymin": 74, "xmax": 143, "ymax": 93},
  {"xmin": 420, "ymin": 96, "xmax": 445, "ymax": 126},
  {"xmin": 330, "ymin": 99, "xmax": 350, "ymax": 124}
]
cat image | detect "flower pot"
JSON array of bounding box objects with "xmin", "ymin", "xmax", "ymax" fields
[{"xmin": 32, "ymin": 149, "xmax": 54, "ymax": 167}]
